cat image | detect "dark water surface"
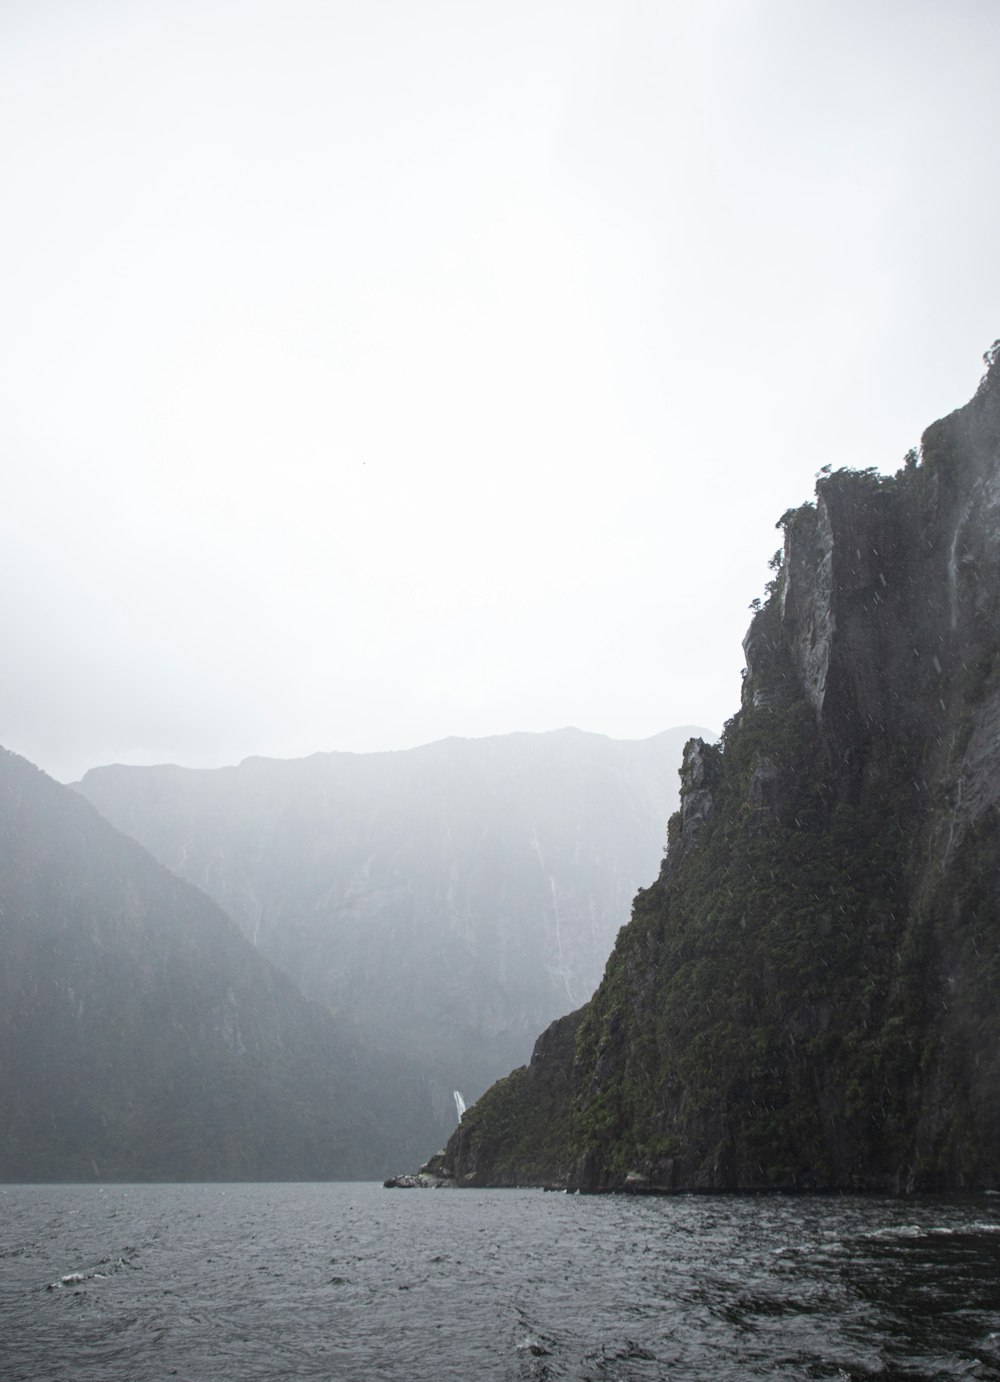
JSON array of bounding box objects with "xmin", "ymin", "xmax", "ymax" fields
[{"xmin": 3, "ymin": 1183, "xmax": 1000, "ymax": 1380}]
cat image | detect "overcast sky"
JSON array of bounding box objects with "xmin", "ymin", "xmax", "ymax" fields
[{"xmin": 2, "ymin": 0, "xmax": 998, "ymax": 783}]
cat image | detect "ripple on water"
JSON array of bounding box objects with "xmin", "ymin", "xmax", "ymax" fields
[{"xmin": 3, "ymin": 1185, "xmax": 1000, "ymax": 1380}]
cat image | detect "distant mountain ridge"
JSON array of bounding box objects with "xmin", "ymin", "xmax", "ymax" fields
[
  {"xmin": 75, "ymin": 726, "xmax": 707, "ymax": 1123},
  {"xmin": 0, "ymin": 747, "xmax": 439, "ymax": 1180}
]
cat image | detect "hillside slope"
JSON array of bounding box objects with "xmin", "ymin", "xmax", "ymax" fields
[
  {"xmin": 75, "ymin": 727, "xmax": 704, "ymax": 1112},
  {"xmin": 444, "ymin": 344, "xmax": 1000, "ymax": 1193},
  {"xmin": 0, "ymin": 749, "xmax": 438, "ymax": 1180}
]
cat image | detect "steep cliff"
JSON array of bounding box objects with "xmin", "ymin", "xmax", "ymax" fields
[{"xmin": 444, "ymin": 343, "xmax": 1000, "ymax": 1193}]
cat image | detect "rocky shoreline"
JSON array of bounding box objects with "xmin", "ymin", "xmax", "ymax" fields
[{"xmin": 383, "ymin": 1152, "xmax": 454, "ymax": 1189}]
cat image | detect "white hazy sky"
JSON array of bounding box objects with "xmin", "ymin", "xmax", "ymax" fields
[{"xmin": 2, "ymin": 0, "xmax": 998, "ymax": 783}]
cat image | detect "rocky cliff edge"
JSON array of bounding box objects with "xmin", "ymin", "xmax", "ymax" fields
[{"xmin": 438, "ymin": 343, "xmax": 1000, "ymax": 1193}]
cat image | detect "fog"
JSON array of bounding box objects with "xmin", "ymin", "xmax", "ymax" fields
[{"xmin": 2, "ymin": 0, "xmax": 998, "ymax": 782}]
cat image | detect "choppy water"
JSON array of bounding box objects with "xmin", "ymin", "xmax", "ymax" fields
[{"xmin": 3, "ymin": 1183, "xmax": 1000, "ymax": 1380}]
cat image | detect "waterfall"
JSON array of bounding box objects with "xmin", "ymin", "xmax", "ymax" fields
[
  {"xmin": 948, "ymin": 494, "xmax": 975, "ymax": 632},
  {"xmin": 453, "ymin": 1090, "xmax": 467, "ymax": 1121}
]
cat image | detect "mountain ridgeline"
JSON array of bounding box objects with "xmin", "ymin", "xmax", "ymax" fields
[
  {"xmin": 74, "ymin": 728, "xmax": 701, "ymax": 1131},
  {"xmin": 0, "ymin": 749, "xmax": 441, "ymax": 1180},
  {"xmin": 441, "ymin": 345, "xmax": 1000, "ymax": 1193}
]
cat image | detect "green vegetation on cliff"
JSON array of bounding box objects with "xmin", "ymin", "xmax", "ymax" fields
[{"xmin": 445, "ymin": 343, "xmax": 1000, "ymax": 1192}]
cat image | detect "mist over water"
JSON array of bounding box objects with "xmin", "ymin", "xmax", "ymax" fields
[{"xmin": 4, "ymin": 1183, "xmax": 1000, "ymax": 1380}]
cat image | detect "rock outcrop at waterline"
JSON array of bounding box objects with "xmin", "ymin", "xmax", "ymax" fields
[{"xmin": 440, "ymin": 343, "xmax": 1000, "ymax": 1194}]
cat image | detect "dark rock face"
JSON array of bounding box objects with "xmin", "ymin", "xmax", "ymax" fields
[
  {"xmin": 74, "ymin": 728, "xmax": 701, "ymax": 1139},
  {"xmin": 443, "ymin": 344, "xmax": 1000, "ymax": 1193},
  {"xmin": 0, "ymin": 749, "xmax": 439, "ymax": 1180}
]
